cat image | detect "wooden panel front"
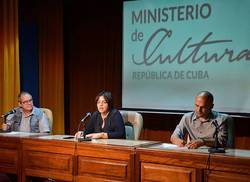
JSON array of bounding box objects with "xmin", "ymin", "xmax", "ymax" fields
[
  {"xmin": 137, "ymin": 146, "xmax": 250, "ymax": 182},
  {"xmin": 78, "ymin": 156, "xmax": 128, "ymax": 178},
  {"xmin": 0, "ymin": 148, "xmax": 18, "ymax": 173},
  {"xmin": 76, "ymin": 143, "xmax": 135, "ymax": 182},
  {"xmin": 209, "ymin": 153, "xmax": 250, "ymax": 175},
  {"xmin": 204, "ymin": 151, "xmax": 250, "ymax": 182},
  {"xmin": 0, "ymin": 135, "xmax": 21, "ymax": 182},
  {"xmin": 76, "ymin": 175, "xmax": 122, "ymax": 182},
  {"xmin": 141, "ymin": 162, "xmax": 196, "ymax": 182},
  {"xmin": 138, "ymin": 150, "xmax": 208, "ymax": 169},
  {"xmin": 137, "ymin": 148, "xmax": 207, "ymax": 182},
  {"xmin": 22, "ymin": 138, "xmax": 75, "ymax": 181},
  {"xmin": 24, "ymin": 151, "xmax": 72, "ymax": 172},
  {"xmin": 205, "ymin": 170, "xmax": 250, "ymax": 182}
]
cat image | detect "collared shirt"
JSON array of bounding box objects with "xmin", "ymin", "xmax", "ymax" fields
[
  {"xmin": 171, "ymin": 111, "xmax": 230, "ymax": 147},
  {"xmin": 20, "ymin": 113, "xmax": 31, "ymax": 132}
]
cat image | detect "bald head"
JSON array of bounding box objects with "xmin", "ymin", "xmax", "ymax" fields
[
  {"xmin": 194, "ymin": 91, "xmax": 214, "ymax": 119},
  {"xmin": 196, "ymin": 91, "xmax": 214, "ymax": 104}
]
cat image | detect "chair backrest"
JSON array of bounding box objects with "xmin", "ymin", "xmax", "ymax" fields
[
  {"xmin": 119, "ymin": 110, "xmax": 143, "ymax": 140},
  {"xmin": 40, "ymin": 108, "xmax": 53, "ymax": 132},
  {"xmin": 226, "ymin": 116, "xmax": 234, "ymax": 148}
]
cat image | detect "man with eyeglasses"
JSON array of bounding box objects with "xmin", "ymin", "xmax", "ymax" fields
[{"xmin": 1, "ymin": 91, "xmax": 50, "ymax": 133}]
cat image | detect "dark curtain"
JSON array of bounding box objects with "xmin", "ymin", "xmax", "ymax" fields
[
  {"xmin": 64, "ymin": 0, "xmax": 122, "ymax": 134},
  {"xmin": 19, "ymin": 23, "xmax": 40, "ymax": 106},
  {"xmin": 19, "ymin": 0, "xmax": 64, "ymax": 134}
]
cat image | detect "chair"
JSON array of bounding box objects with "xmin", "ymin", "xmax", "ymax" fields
[
  {"xmin": 226, "ymin": 116, "xmax": 234, "ymax": 148},
  {"xmin": 40, "ymin": 108, "xmax": 53, "ymax": 132},
  {"xmin": 119, "ymin": 110, "xmax": 143, "ymax": 140}
]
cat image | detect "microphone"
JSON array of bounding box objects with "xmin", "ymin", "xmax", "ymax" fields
[
  {"xmin": 211, "ymin": 120, "xmax": 219, "ymax": 129},
  {"xmin": 1, "ymin": 109, "xmax": 16, "ymax": 118},
  {"xmin": 81, "ymin": 112, "xmax": 91, "ymax": 123},
  {"xmin": 211, "ymin": 120, "xmax": 224, "ymax": 131},
  {"xmin": 77, "ymin": 112, "xmax": 91, "ymax": 132},
  {"xmin": 208, "ymin": 120, "xmax": 225, "ymax": 153},
  {"xmin": 77, "ymin": 112, "xmax": 92, "ymax": 142},
  {"xmin": 63, "ymin": 112, "xmax": 91, "ymax": 140}
]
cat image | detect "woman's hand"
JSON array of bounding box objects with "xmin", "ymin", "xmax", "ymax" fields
[
  {"xmin": 74, "ymin": 131, "xmax": 83, "ymax": 139},
  {"xmin": 86, "ymin": 132, "xmax": 108, "ymax": 139}
]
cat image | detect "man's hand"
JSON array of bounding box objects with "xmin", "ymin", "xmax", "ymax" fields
[
  {"xmin": 2, "ymin": 123, "xmax": 8, "ymax": 131},
  {"xmin": 171, "ymin": 137, "xmax": 186, "ymax": 147},
  {"xmin": 186, "ymin": 139, "xmax": 204, "ymax": 149}
]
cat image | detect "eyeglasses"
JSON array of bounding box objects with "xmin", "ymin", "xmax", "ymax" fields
[{"xmin": 21, "ymin": 99, "xmax": 33, "ymax": 105}]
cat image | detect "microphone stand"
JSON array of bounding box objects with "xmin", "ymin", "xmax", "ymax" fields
[
  {"xmin": 3, "ymin": 115, "xmax": 6, "ymax": 123},
  {"xmin": 78, "ymin": 123, "xmax": 91, "ymax": 142},
  {"xmin": 0, "ymin": 115, "xmax": 9, "ymax": 133},
  {"xmin": 208, "ymin": 120, "xmax": 225, "ymax": 153},
  {"xmin": 63, "ymin": 113, "xmax": 91, "ymax": 140},
  {"xmin": 78, "ymin": 113, "xmax": 92, "ymax": 142}
]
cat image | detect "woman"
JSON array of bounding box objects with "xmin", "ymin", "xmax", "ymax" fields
[{"xmin": 76, "ymin": 91, "xmax": 125, "ymax": 139}]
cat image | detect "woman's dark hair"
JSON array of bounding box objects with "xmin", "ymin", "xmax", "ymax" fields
[{"xmin": 95, "ymin": 90, "xmax": 113, "ymax": 110}]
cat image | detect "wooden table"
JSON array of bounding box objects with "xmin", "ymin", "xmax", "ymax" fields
[
  {"xmin": 0, "ymin": 132, "xmax": 48, "ymax": 182},
  {"xmin": 0, "ymin": 132, "xmax": 21, "ymax": 181},
  {"xmin": 21, "ymin": 135, "xmax": 75, "ymax": 181},
  {"xmin": 136, "ymin": 143, "xmax": 250, "ymax": 182},
  {"xmin": 21, "ymin": 135, "xmax": 156, "ymax": 182},
  {"xmin": 1, "ymin": 133, "xmax": 250, "ymax": 182}
]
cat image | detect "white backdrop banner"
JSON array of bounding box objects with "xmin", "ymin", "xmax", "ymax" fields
[{"xmin": 123, "ymin": 0, "xmax": 250, "ymax": 113}]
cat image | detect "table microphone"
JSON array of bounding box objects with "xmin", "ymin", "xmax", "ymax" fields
[
  {"xmin": 1, "ymin": 108, "xmax": 17, "ymax": 125},
  {"xmin": 1, "ymin": 109, "xmax": 16, "ymax": 118},
  {"xmin": 0, "ymin": 108, "xmax": 17, "ymax": 132},
  {"xmin": 208, "ymin": 120, "xmax": 225, "ymax": 153},
  {"xmin": 63, "ymin": 112, "xmax": 91, "ymax": 140},
  {"xmin": 81, "ymin": 112, "xmax": 91, "ymax": 123},
  {"xmin": 77, "ymin": 112, "xmax": 92, "ymax": 142},
  {"xmin": 77, "ymin": 112, "xmax": 91, "ymax": 132}
]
